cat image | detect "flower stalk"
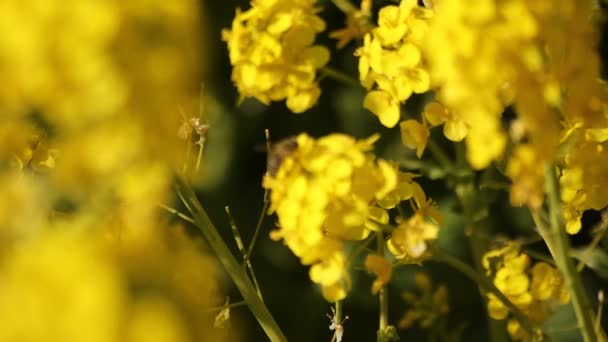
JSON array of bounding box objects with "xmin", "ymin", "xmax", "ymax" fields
[
  {"xmin": 175, "ymin": 177, "xmax": 287, "ymax": 342},
  {"xmin": 542, "ymin": 165, "xmax": 598, "ymax": 342},
  {"xmin": 432, "ymin": 247, "xmax": 540, "ymax": 337}
]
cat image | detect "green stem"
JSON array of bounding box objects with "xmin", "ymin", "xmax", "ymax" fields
[
  {"xmin": 427, "ymin": 139, "xmax": 453, "ymax": 170},
  {"xmin": 204, "ymin": 300, "xmax": 247, "ymax": 313},
  {"xmin": 330, "ymin": 0, "xmax": 358, "ymax": 15},
  {"xmin": 544, "ymin": 165, "xmax": 598, "ymax": 342},
  {"xmin": 175, "ymin": 177, "xmax": 287, "ymax": 342},
  {"xmin": 225, "ymin": 206, "xmax": 263, "ymax": 300},
  {"xmin": 432, "ymin": 248, "xmax": 540, "ymax": 337},
  {"xmin": 320, "ymin": 66, "xmax": 360, "ymax": 87},
  {"xmin": 377, "ymin": 231, "xmax": 389, "ymax": 333},
  {"xmin": 245, "ymin": 189, "xmax": 269, "ymax": 261},
  {"xmin": 159, "ymin": 203, "xmax": 195, "ymax": 224},
  {"xmin": 577, "ymin": 211, "xmax": 608, "ymax": 271},
  {"xmin": 455, "ymin": 179, "xmax": 506, "ymax": 342}
]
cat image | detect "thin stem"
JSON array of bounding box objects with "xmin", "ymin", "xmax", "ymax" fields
[
  {"xmin": 245, "ymin": 129, "xmax": 272, "ymax": 261},
  {"xmin": 455, "ymin": 178, "xmax": 507, "ymax": 342},
  {"xmin": 225, "ymin": 206, "xmax": 263, "ymax": 299},
  {"xmin": 544, "ymin": 165, "xmax": 598, "ymax": 342},
  {"xmin": 346, "ymin": 234, "xmax": 376, "ymax": 268},
  {"xmin": 377, "ymin": 231, "xmax": 389, "ymax": 333},
  {"xmin": 245, "ymin": 193, "xmax": 269, "ymax": 261},
  {"xmin": 320, "ymin": 66, "xmax": 360, "ymax": 87},
  {"xmin": 175, "ymin": 177, "xmax": 287, "ymax": 341},
  {"xmin": 432, "ymin": 247, "xmax": 540, "ymax": 337},
  {"xmin": 577, "ymin": 211, "xmax": 608, "ymax": 271},
  {"xmin": 426, "ymin": 138, "xmax": 454, "ymax": 170},
  {"xmin": 159, "ymin": 203, "xmax": 195, "ymax": 224},
  {"xmin": 204, "ymin": 300, "xmax": 247, "ymax": 313},
  {"xmin": 195, "ymin": 137, "xmax": 205, "ymax": 173},
  {"xmin": 331, "ymin": 0, "xmax": 358, "ymax": 15}
]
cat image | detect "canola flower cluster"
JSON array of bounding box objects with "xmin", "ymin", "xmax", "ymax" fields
[
  {"xmin": 263, "ymin": 134, "xmax": 441, "ymax": 301},
  {"xmin": 426, "ymin": 0, "xmax": 608, "ymax": 235},
  {"xmin": 222, "ymin": 0, "xmax": 330, "ymax": 113},
  {"xmin": 356, "ymin": 0, "xmax": 433, "ymax": 128},
  {"xmin": 483, "ymin": 244, "xmax": 569, "ymax": 341},
  {"xmin": 0, "ymin": 1, "xmax": 233, "ymax": 341}
]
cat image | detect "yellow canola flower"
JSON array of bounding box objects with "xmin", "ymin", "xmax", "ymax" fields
[
  {"xmin": 387, "ymin": 211, "xmax": 439, "ymax": 259},
  {"xmin": 483, "ymin": 244, "xmax": 570, "ymax": 341},
  {"xmin": 506, "ymin": 145, "xmax": 545, "ymax": 210},
  {"xmin": 400, "ymin": 119, "xmax": 429, "ymax": 158},
  {"xmin": 422, "ymin": 102, "xmax": 468, "ymax": 142},
  {"xmin": 559, "ymin": 112, "xmax": 608, "ymax": 234},
  {"xmin": 223, "ymin": 0, "xmax": 330, "ymax": 113},
  {"xmin": 356, "ymin": 0, "xmax": 432, "ymax": 128},
  {"xmin": 264, "ymin": 133, "xmax": 399, "ymax": 301},
  {"xmin": 425, "ymin": 0, "xmax": 539, "ymax": 169}
]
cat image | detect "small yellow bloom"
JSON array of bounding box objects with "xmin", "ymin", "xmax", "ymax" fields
[
  {"xmin": 356, "ymin": 0, "xmax": 433, "ymax": 127},
  {"xmin": 387, "ymin": 213, "xmax": 439, "ymax": 259},
  {"xmin": 363, "ymin": 90, "xmax": 401, "ymax": 127},
  {"xmin": 400, "ymin": 119, "xmax": 429, "ymax": 158},
  {"xmin": 423, "ymin": 102, "xmax": 468, "ymax": 142}
]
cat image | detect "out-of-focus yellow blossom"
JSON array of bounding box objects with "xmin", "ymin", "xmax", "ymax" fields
[
  {"xmin": 364, "ymin": 254, "xmax": 392, "ymax": 295},
  {"xmin": 425, "ymin": 0, "xmax": 538, "ymax": 169},
  {"xmin": 398, "ymin": 272, "xmax": 449, "ymax": 329},
  {"xmin": 222, "ymin": 0, "xmax": 330, "ymax": 113},
  {"xmin": 0, "ymin": 231, "xmax": 124, "ymax": 342},
  {"xmin": 529, "ymin": 262, "xmax": 569, "ymax": 303},
  {"xmin": 0, "ymin": 1, "xmax": 238, "ymax": 340},
  {"xmin": 376, "ymin": 171, "xmax": 425, "ymax": 210},
  {"xmin": 387, "ymin": 193, "xmax": 442, "ymax": 260},
  {"xmin": 0, "ymin": 225, "xmax": 234, "ymax": 342},
  {"xmin": 506, "ymin": 145, "xmax": 545, "ymax": 210},
  {"xmin": 400, "ymin": 119, "xmax": 430, "ymax": 158},
  {"xmin": 264, "ymin": 133, "xmax": 400, "ymax": 301},
  {"xmin": 559, "ymin": 115, "xmax": 608, "ymax": 234},
  {"xmin": 422, "ymin": 102, "xmax": 468, "ymax": 142},
  {"xmin": 483, "ymin": 244, "xmax": 570, "ymax": 341},
  {"xmin": 356, "ymin": 0, "xmax": 432, "ymax": 128},
  {"xmin": 329, "ymin": 0, "xmax": 373, "ymax": 49},
  {"xmin": 388, "ymin": 213, "xmax": 438, "ymax": 259}
]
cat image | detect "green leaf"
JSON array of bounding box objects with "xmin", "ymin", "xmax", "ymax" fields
[{"xmin": 571, "ymin": 247, "xmax": 608, "ymax": 280}]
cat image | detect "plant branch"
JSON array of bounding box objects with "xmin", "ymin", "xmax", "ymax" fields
[
  {"xmin": 320, "ymin": 66, "xmax": 360, "ymax": 87},
  {"xmin": 432, "ymin": 247, "xmax": 540, "ymax": 337},
  {"xmin": 175, "ymin": 177, "xmax": 287, "ymax": 342},
  {"xmin": 543, "ymin": 165, "xmax": 598, "ymax": 342}
]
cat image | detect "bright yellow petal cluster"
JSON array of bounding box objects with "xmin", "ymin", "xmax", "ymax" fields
[
  {"xmin": 387, "ymin": 191, "xmax": 442, "ymax": 260},
  {"xmin": 356, "ymin": 0, "xmax": 432, "ymax": 128},
  {"xmin": 222, "ymin": 0, "xmax": 330, "ymax": 113},
  {"xmin": 264, "ymin": 133, "xmax": 399, "ymax": 301},
  {"xmin": 425, "ymin": 0, "xmax": 539, "ymax": 169},
  {"xmin": 483, "ymin": 244, "xmax": 569, "ymax": 341}
]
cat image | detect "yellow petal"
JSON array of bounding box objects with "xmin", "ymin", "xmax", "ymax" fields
[
  {"xmin": 400, "ymin": 120, "xmax": 429, "ymax": 158},
  {"xmin": 364, "ymin": 254, "xmax": 392, "ymax": 294},
  {"xmin": 363, "ymin": 91, "xmax": 400, "ymax": 127}
]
